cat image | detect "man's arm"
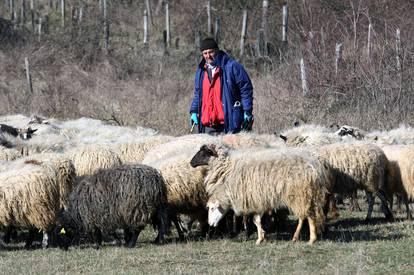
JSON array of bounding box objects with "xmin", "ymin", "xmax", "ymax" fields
[
  {"xmin": 232, "ymin": 62, "xmax": 253, "ymax": 112},
  {"xmin": 190, "ymin": 69, "xmax": 201, "ymax": 114}
]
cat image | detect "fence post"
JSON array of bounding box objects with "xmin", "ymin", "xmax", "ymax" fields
[
  {"xmin": 366, "ymin": 23, "xmax": 372, "ymax": 59},
  {"xmin": 103, "ymin": 0, "xmax": 109, "ymax": 52},
  {"xmin": 25, "ymin": 57, "xmax": 33, "ymax": 94},
  {"xmin": 144, "ymin": 0, "xmax": 152, "ymax": 26},
  {"xmin": 300, "ymin": 58, "xmax": 309, "ymax": 96},
  {"xmin": 38, "ymin": 16, "xmax": 42, "ymax": 41},
  {"xmin": 30, "ymin": 0, "xmax": 34, "ymax": 32},
  {"xmin": 335, "ymin": 42, "xmax": 343, "ymax": 76},
  {"xmin": 20, "ymin": 0, "xmax": 26, "ymax": 26},
  {"xmin": 165, "ymin": 0, "xmax": 170, "ymax": 47},
  {"xmin": 395, "ymin": 28, "xmax": 401, "ymax": 70},
  {"xmin": 282, "ymin": 4, "xmax": 288, "ymax": 44},
  {"xmin": 214, "ymin": 16, "xmax": 220, "ymax": 44},
  {"xmin": 206, "ymin": 0, "xmax": 213, "ymax": 35},
  {"xmin": 143, "ymin": 9, "xmax": 148, "ymax": 46},
  {"xmin": 239, "ymin": 9, "xmax": 247, "ymax": 60},
  {"xmin": 261, "ymin": 0, "xmax": 268, "ymax": 42},
  {"xmin": 60, "ymin": 0, "xmax": 65, "ymax": 28}
]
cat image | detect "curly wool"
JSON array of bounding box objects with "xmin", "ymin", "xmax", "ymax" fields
[
  {"xmin": 382, "ymin": 145, "xmax": 414, "ymax": 200},
  {"xmin": 315, "ymin": 142, "xmax": 388, "ymax": 195},
  {"xmin": 65, "ymin": 145, "xmax": 122, "ymax": 176},
  {"xmin": 64, "ymin": 164, "xmax": 168, "ymax": 234},
  {"xmin": 0, "ymin": 162, "xmax": 61, "ymax": 231},
  {"xmin": 205, "ymin": 146, "xmax": 329, "ymax": 231}
]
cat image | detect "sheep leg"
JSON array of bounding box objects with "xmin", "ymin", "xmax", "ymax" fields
[
  {"xmin": 3, "ymin": 226, "xmax": 15, "ymax": 244},
  {"xmin": 242, "ymin": 215, "xmax": 250, "ymax": 241},
  {"xmin": 24, "ymin": 229, "xmax": 37, "ymax": 249},
  {"xmin": 41, "ymin": 231, "xmax": 49, "ymax": 249},
  {"xmin": 307, "ymin": 218, "xmax": 317, "ymax": 245},
  {"xmin": 365, "ymin": 192, "xmax": 374, "ymax": 222},
  {"xmin": 349, "ymin": 192, "xmax": 361, "ymax": 212},
  {"xmin": 376, "ymin": 190, "xmax": 393, "ymax": 220},
  {"xmin": 253, "ymin": 214, "xmax": 265, "ymax": 245},
  {"xmin": 171, "ymin": 215, "xmax": 185, "ymax": 242},
  {"xmin": 155, "ymin": 206, "xmax": 169, "ymax": 244},
  {"xmin": 403, "ymin": 195, "xmax": 412, "ymax": 220},
  {"xmin": 93, "ymin": 228, "xmax": 103, "ymax": 249},
  {"xmin": 292, "ymin": 218, "xmax": 304, "ymax": 242},
  {"xmin": 127, "ymin": 227, "xmax": 143, "ymax": 248}
]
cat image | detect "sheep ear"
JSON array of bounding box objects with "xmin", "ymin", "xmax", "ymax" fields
[
  {"xmin": 28, "ymin": 127, "xmax": 38, "ymax": 134},
  {"xmin": 279, "ymin": 135, "xmax": 287, "ymax": 142}
]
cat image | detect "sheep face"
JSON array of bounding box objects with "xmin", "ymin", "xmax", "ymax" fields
[
  {"xmin": 190, "ymin": 144, "xmax": 218, "ymax": 167},
  {"xmin": 18, "ymin": 127, "xmax": 38, "ymax": 139},
  {"xmin": 207, "ymin": 200, "xmax": 227, "ymax": 227}
]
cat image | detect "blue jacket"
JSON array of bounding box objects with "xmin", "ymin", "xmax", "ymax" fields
[{"xmin": 190, "ymin": 51, "xmax": 253, "ymax": 133}]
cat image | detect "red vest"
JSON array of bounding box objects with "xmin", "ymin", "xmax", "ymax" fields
[{"xmin": 201, "ymin": 67, "xmax": 225, "ymax": 127}]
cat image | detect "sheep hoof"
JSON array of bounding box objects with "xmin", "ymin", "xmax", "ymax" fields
[
  {"xmin": 308, "ymin": 239, "xmax": 316, "ymax": 245},
  {"xmin": 255, "ymin": 238, "xmax": 265, "ymax": 245}
]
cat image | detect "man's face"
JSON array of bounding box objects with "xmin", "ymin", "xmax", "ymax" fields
[{"xmin": 202, "ymin": 49, "xmax": 217, "ymax": 64}]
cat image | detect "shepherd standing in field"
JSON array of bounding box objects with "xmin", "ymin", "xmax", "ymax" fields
[{"xmin": 189, "ymin": 38, "xmax": 254, "ymax": 135}]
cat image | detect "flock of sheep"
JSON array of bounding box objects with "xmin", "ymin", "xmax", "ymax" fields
[{"xmin": 1, "ymin": 113, "xmax": 414, "ymax": 249}]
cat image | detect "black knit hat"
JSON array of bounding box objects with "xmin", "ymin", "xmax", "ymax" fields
[{"xmin": 200, "ymin": 38, "xmax": 219, "ymax": 52}]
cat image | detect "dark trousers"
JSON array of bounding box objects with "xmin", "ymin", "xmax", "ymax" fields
[{"xmin": 204, "ymin": 124, "xmax": 225, "ymax": 136}]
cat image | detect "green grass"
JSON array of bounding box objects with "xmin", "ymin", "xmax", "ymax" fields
[{"xmin": 1, "ymin": 204, "xmax": 414, "ymax": 274}]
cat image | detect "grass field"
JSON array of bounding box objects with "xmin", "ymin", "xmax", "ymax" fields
[{"xmin": 1, "ymin": 201, "xmax": 414, "ymax": 274}]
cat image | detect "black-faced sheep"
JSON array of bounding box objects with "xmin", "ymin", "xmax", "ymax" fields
[
  {"xmin": 190, "ymin": 144, "xmax": 330, "ymax": 245},
  {"xmin": 57, "ymin": 164, "xmax": 169, "ymax": 249}
]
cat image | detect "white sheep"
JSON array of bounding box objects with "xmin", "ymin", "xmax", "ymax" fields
[
  {"xmin": 381, "ymin": 145, "xmax": 414, "ymax": 219},
  {"xmin": 65, "ymin": 145, "xmax": 122, "ymax": 176},
  {"xmin": 190, "ymin": 144, "xmax": 330, "ymax": 245},
  {"xmin": 315, "ymin": 142, "xmax": 393, "ymax": 221}
]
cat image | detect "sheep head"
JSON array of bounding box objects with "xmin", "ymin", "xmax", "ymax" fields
[
  {"xmin": 206, "ymin": 199, "xmax": 226, "ymax": 227},
  {"xmin": 190, "ymin": 144, "xmax": 219, "ymax": 167},
  {"xmin": 18, "ymin": 127, "xmax": 37, "ymax": 139}
]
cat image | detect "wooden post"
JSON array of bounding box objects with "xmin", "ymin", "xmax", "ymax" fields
[
  {"xmin": 103, "ymin": 0, "xmax": 109, "ymax": 51},
  {"xmin": 367, "ymin": 23, "xmax": 372, "ymax": 59},
  {"xmin": 256, "ymin": 29, "xmax": 265, "ymax": 57},
  {"xmin": 261, "ymin": 0, "xmax": 268, "ymax": 42},
  {"xmin": 60, "ymin": 0, "xmax": 65, "ymax": 28},
  {"xmin": 165, "ymin": 0, "xmax": 170, "ymax": 47},
  {"xmin": 144, "ymin": 0, "xmax": 152, "ymax": 26},
  {"xmin": 78, "ymin": 5, "xmax": 83, "ymax": 23},
  {"xmin": 25, "ymin": 57, "xmax": 33, "ymax": 94},
  {"xmin": 395, "ymin": 28, "xmax": 401, "ymax": 70},
  {"xmin": 30, "ymin": 0, "xmax": 34, "ymax": 32},
  {"xmin": 20, "ymin": 0, "xmax": 26, "ymax": 26},
  {"xmin": 214, "ymin": 16, "xmax": 220, "ymax": 44},
  {"xmin": 207, "ymin": 0, "xmax": 212, "ymax": 35},
  {"xmin": 195, "ymin": 30, "xmax": 201, "ymax": 51},
  {"xmin": 239, "ymin": 9, "xmax": 247, "ymax": 59},
  {"xmin": 9, "ymin": 0, "xmax": 14, "ymax": 21},
  {"xmin": 143, "ymin": 9, "xmax": 148, "ymax": 46},
  {"xmin": 282, "ymin": 4, "xmax": 288, "ymax": 44},
  {"xmin": 335, "ymin": 42, "xmax": 343, "ymax": 75},
  {"xmin": 300, "ymin": 58, "xmax": 309, "ymax": 96},
  {"xmin": 37, "ymin": 16, "xmax": 41, "ymax": 41}
]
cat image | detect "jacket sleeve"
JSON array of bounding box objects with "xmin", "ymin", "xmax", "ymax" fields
[
  {"xmin": 189, "ymin": 69, "xmax": 201, "ymax": 114},
  {"xmin": 232, "ymin": 62, "xmax": 253, "ymax": 112}
]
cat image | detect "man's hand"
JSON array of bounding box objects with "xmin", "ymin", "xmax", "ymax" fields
[
  {"xmin": 242, "ymin": 111, "xmax": 253, "ymax": 131},
  {"xmin": 190, "ymin": 113, "xmax": 199, "ymax": 125}
]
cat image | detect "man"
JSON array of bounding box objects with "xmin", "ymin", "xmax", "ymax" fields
[{"xmin": 189, "ymin": 38, "xmax": 254, "ymax": 135}]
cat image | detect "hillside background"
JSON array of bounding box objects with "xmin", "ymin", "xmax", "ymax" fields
[{"xmin": 1, "ymin": 0, "xmax": 413, "ymax": 135}]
